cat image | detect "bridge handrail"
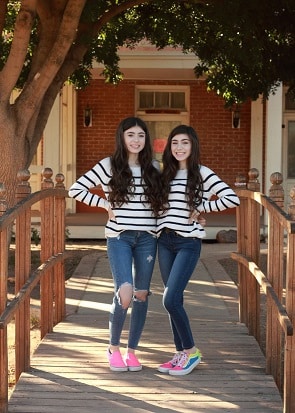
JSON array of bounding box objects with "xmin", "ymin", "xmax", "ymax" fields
[
  {"xmin": 0, "ymin": 188, "xmax": 68, "ymax": 230},
  {"xmin": 0, "ymin": 250, "xmax": 76, "ymax": 329},
  {"xmin": 236, "ymin": 188, "xmax": 295, "ymax": 233},
  {"xmin": 232, "ymin": 169, "xmax": 295, "ymax": 413},
  {"xmin": 231, "ymin": 252, "xmax": 293, "ymax": 336},
  {"xmin": 0, "ymin": 168, "xmax": 69, "ymax": 413}
]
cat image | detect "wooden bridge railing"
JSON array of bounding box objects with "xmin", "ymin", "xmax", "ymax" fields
[
  {"xmin": 0, "ymin": 168, "xmax": 73, "ymax": 413},
  {"xmin": 232, "ymin": 168, "xmax": 295, "ymax": 413}
]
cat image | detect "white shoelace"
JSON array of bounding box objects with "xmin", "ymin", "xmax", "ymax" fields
[
  {"xmin": 175, "ymin": 352, "xmax": 188, "ymax": 367},
  {"xmin": 170, "ymin": 352, "xmax": 181, "ymax": 365}
]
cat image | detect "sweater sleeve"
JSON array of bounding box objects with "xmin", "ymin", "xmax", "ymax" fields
[
  {"xmin": 196, "ymin": 166, "xmax": 240, "ymax": 213},
  {"xmin": 68, "ymin": 158, "xmax": 110, "ymax": 211}
]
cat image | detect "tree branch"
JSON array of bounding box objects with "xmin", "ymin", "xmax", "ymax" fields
[
  {"xmin": 39, "ymin": 0, "xmax": 214, "ymax": 95},
  {"xmin": 93, "ymin": 0, "xmax": 153, "ymax": 32},
  {"xmin": 0, "ymin": 0, "xmax": 9, "ymax": 35},
  {"xmin": 0, "ymin": 0, "xmax": 36, "ymax": 102},
  {"xmin": 16, "ymin": 0, "xmax": 86, "ymax": 122}
]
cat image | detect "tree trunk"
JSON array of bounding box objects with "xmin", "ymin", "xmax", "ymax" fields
[{"xmin": 0, "ymin": 124, "xmax": 28, "ymax": 209}]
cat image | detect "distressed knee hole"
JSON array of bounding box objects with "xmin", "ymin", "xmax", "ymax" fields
[
  {"xmin": 133, "ymin": 289, "xmax": 149, "ymax": 302},
  {"xmin": 117, "ymin": 282, "xmax": 133, "ymax": 309}
]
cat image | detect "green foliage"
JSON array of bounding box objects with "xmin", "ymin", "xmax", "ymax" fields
[
  {"xmin": 1, "ymin": 0, "xmax": 295, "ymax": 105},
  {"xmin": 189, "ymin": 0, "xmax": 295, "ymax": 105}
]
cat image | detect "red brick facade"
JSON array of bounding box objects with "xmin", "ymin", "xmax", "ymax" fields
[{"xmin": 76, "ymin": 79, "xmax": 251, "ymax": 213}]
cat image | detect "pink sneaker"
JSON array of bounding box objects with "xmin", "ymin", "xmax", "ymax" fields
[
  {"xmin": 124, "ymin": 352, "xmax": 142, "ymax": 372},
  {"xmin": 107, "ymin": 349, "xmax": 128, "ymax": 372},
  {"xmin": 157, "ymin": 352, "xmax": 181, "ymax": 373}
]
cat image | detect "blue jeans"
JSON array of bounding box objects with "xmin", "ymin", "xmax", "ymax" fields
[
  {"xmin": 158, "ymin": 230, "xmax": 202, "ymax": 351},
  {"xmin": 107, "ymin": 231, "xmax": 157, "ymax": 350}
]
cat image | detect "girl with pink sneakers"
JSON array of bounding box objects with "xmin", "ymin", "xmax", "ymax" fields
[{"xmin": 69, "ymin": 117, "xmax": 162, "ymax": 372}]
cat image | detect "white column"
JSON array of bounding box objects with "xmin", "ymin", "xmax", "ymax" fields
[
  {"xmin": 250, "ymin": 97, "xmax": 264, "ymax": 187},
  {"xmin": 43, "ymin": 97, "xmax": 60, "ymax": 174},
  {"xmin": 265, "ymin": 83, "xmax": 283, "ymax": 194},
  {"xmin": 60, "ymin": 85, "xmax": 77, "ymax": 213}
]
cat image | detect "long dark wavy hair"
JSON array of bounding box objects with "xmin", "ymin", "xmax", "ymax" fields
[
  {"xmin": 161, "ymin": 124, "xmax": 203, "ymax": 212},
  {"xmin": 108, "ymin": 117, "xmax": 162, "ymax": 215}
]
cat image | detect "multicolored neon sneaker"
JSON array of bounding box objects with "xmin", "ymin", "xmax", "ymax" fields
[
  {"xmin": 107, "ymin": 348, "xmax": 128, "ymax": 372},
  {"xmin": 157, "ymin": 352, "xmax": 182, "ymax": 373},
  {"xmin": 124, "ymin": 352, "xmax": 142, "ymax": 372},
  {"xmin": 169, "ymin": 349, "xmax": 202, "ymax": 376}
]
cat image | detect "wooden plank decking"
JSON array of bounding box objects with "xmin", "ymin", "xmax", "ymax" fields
[{"xmin": 8, "ymin": 243, "xmax": 283, "ymax": 412}]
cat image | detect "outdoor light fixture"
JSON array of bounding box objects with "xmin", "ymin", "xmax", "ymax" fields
[
  {"xmin": 232, "ymin": 108, "xmax": 240, "ymax": 129},
  {"xmin": 84, "ymin": 106, "xmax": 92, "ymax": 127}
]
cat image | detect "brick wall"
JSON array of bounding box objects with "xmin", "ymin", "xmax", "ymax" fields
[{"xmin": 76, "ymin": 79, "xmax": 250, "ymax": 213}]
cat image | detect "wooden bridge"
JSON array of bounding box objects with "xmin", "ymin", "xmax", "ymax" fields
[
  {"xmin": 7, "ymin": 243, "xmax": 283, "ymax": 412},
  {"xmin": 1, "ymin": 167, "xmax": 295, "ymax": 412}
]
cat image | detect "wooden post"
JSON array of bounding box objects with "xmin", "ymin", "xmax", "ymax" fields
[
  {"xmin": 54, "ymin": 173, "xmax": 66, "ymax": 324},
  {"xmin": 269, "ymin": 172, "xmax": 284, "ymax": 209},
  {"xmin": 247, "ymin": 168, "xmax": 260, "ymax": 191},
  {"xmin": 234, "ymin": 175, "xmax": 248, "ymax": 324},
  {"xmin": 246, "ymin": 193, "xmax": 260, "ymax": 340},
  {"xmin": 14, "ymin": 170, "xmax": 31, "ymax": 381},
  {"xmin": 40, "ymin": 168, "xmax": 54, "ymax": 338},
  {"xmin": 284, "ymin": 231, "xmax": 295, "ymax": 413},
  {"xmin": 266, "ymin": 172, "xmax": 285, "ymax": 389},
  {"xmin": 0, "ymin": 183, "xmax": 8, "ymax": 413},
  {"xmin": 241, "ymin": 168, "xmax": 260, "ymax": 340},
  {"xmin": 284, "ymin": 188, "xmax": 295, "ymax": 412}
]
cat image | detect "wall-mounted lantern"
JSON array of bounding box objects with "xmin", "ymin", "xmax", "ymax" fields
[
  {"xmin": 232, "ymin": 107, "xmax": 240, "ymax": 129},
  {"xmin": 84, "ymin": 106, "xmax": 92, "ymax": 127}
]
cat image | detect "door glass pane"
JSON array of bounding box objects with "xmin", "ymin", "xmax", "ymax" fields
[
  {"xmin": 287, "ymin": 121, "xmax": 295, "ymax": 178},
  {"xmin": 146, "ymin": 120, "xmax": 181, "ymax": 164}
]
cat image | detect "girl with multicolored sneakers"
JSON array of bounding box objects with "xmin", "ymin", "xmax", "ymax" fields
[
  {"xmin": 157, "ymin": 125, "xmax": 240, "ymax": 376},
  {"xmin": 69, "ymin": 117, "xmax": 162, "ymax": 372}
]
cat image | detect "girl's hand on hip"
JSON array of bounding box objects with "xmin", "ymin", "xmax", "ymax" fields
[
  {"xmin": 108, "ymin": 207, "xmax": 115, "ymax": 220},
  {"xmin": 198, "ymin": 215, "xmax": 206, "ymax": 227},
  {"xmin": 189, "ymin": 211, "xmax": 206, "ymax": 226}
]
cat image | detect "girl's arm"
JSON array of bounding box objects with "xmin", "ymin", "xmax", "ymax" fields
[
  {"xmin": 68, "ymin": 160, "xmax": 110, "ymax": 211},
  {"xmin": 197, "ymin": 166, "xmax": 240, "ymax": 213}
]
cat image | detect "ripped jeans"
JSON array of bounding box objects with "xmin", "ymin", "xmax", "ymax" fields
[{"xmin": 107, "ymin": 231, "xmax": 157, "ymax": 350}]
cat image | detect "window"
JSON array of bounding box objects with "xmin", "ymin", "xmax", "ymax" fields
[
  {"xmin": 285, "ymin": 91, "xmax": 295, "ymax": 111},
  {"xmin": 138, "ymin": 90, "xmax": 186, "ymax": 111}
]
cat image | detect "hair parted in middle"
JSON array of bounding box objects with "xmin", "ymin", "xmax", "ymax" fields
[
  {"xmin": 108, "ymin": 117, "xmax": 162, "ymax": 215},
  {"xmin": 161, "ymin": 124, "xmax": 203, "ymax": 212}
]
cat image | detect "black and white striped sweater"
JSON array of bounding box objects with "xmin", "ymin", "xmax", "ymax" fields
[
  {"xmin": 68, "ymin": 157, "xmax": 157, "ymax": 237},
  {"xmin": 157, "ymin": 165, "xmax": 240, "ymax": 238}
]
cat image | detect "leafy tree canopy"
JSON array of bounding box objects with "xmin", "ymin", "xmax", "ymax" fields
[
  {"xmin": 0, "ymin": 0, "xmax": 294, "ymax": 206},
  {"xmin": 1, "ymin": 0, "xmax": 294, "ymax": 107}
]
